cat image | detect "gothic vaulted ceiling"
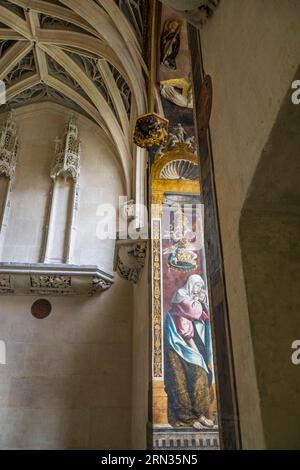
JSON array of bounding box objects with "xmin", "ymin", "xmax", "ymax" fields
[{"xmin": 0, "ymin": 0, "xmax": 148, "ymax": 194}]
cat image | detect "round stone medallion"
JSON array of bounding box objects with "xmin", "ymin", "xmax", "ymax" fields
[{"xmin": 31, "ymin": 299, "xmax": 52, "ymax": 319}]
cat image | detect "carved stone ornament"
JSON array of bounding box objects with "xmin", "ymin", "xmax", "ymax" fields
[
  {"xmin": 114, "ymin": 240, "xmax": 147, "ymax": 284},
  {"xmin": 134, "ymin": 113, "xmax": 169, "ymax": 149},
  {"xmin": 51, "ymin": 114, "xmax": 81, "ymax": 182},
  {"xmin": 31, "ymin": 275, "xmax": 72, "ymax": 295},
  {"xmin": 184, "ymin": 0, "xmax": 220, "ymax": 28},
  {"xmin": 31, "ymin": 299, "xmax": 52, "ymax": 319},
  {"xmin": 0, "ymin": 274, "xmax": 13, "ymax": 294},
  {"xmin": 161, "ymin": 0, "xmax": 220, "ymax": 29},
  {"xmin": 120, "ymin": 199, "xmax": 136, "ymax": 222},
  {"xmin": 0, "ymin": 112, "xmax": 18, "ymax": 179},
  {"xmin": 0, "ymin": 263, "xmax": 113, "ymax": 296},
  {"xmin": 91, "ymin": 277, "xmax": 113, "ymax": 294}
]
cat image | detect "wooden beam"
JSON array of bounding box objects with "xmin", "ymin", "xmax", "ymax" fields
[
  {"xmin": 0, "ymin": 6, "xmax": 31, "ymax": 39},
  {"xmin": 0, "ymin": 29, "xmax": 26, "ymax": 40},
  {"xmin": 34, "ymin": 45, "xmax": 48, "ymax": 82}
]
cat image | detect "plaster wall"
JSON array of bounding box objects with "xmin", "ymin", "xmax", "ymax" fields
[
  {"xmin": 199, "ymin": 0, "xmax": 300, "ymax": 449},
  {"xmin": 130, "ymin": 254, "xmax": 149, "ymax": 449},
  {"xmin": 240, "ymin": 77, "xmax": 300, "ymax": 449}
]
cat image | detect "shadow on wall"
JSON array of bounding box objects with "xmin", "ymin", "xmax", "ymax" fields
[{"xmin": 239, "ymin": 66, "xmax": 300, "ymax": 449}]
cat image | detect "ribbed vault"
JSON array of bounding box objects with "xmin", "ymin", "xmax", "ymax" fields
[{"xmin": 0, "ymin": 0, "xmax": 148, "ymax": 194}]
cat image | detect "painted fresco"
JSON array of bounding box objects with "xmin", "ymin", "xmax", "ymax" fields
[
  {"xmin": 151, "ymin": 147, "xmax": 220, "ymax": 448},
  {"xmin": 162, "ymin": 196, "xmax": 218, "ymax": 430},
  {"xmin": 150, "ymin": 5, "xmax": 220, "ymax": 450}
]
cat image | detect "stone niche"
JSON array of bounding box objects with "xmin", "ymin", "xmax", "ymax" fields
[{"xmin": 0, "ymin": 105, "xmax": 125, "ymax": 296}]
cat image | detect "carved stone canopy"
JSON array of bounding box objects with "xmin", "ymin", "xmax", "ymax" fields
[
  {"xmin": 160, "ymin": 0, "xmax": 220, "ymax": 29},
  {"xmin": 0, "ymin": 263, "xmax": 113, "ymax": 296},
  {"xmin": 51, "ymin": 114, "xmax": 81, "ymax": 182},
  {"xmin": 0, "ymin": 112, "xmax": 18, "ymax": 179}
]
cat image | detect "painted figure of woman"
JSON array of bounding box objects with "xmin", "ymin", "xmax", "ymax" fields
[
  {"xmin": 160, "ymin": 20, "xmax": 182, "ymax": 70},
  {"xmin": 164, "ymin": 274, "xmax": 215, "ymax": 429}
]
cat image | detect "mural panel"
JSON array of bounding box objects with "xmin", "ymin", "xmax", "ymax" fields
[
  {"xmin": 150, "ymin": 5, "xmax": 220, "ymax": 450},
  {"xmin": 151, "ymin": 148, "xmax": 220, "ymax": 450}
]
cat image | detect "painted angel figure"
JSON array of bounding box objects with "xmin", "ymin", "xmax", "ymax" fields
[
  {"xmin": 160, "ymin": 76, "xmax": 193, "ymax": 109},
  {"xmin": 172, "ymin": 123, "xmax": 187, "ymax": 143}
]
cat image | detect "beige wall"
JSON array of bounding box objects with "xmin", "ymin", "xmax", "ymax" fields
[
  {"xmin": 0, "ymin": 280, "xmax": 133, "ymax": 449},
  {"xmin": 240, "ymin": 71, "xmax": 300, "ymax": 449},
  {"xmin": 0, "ymin": 103, "xmax": 134, "ymax": 449},
  {"xmin": 199, "ymin": 0, "xmax": 300, "ymax": 449},
  {"xmin": 131, "ymin": 254, "xmax": 149, "ymax": 449}
]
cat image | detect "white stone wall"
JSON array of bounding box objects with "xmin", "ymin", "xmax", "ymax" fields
[{"xmin": 0, "ymin": 103, "xmax": 133, "ymax": 449}]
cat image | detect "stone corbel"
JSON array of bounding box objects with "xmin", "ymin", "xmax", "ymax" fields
[
  {"xmin": 114, "ymin": 239, "xmax": 147, "ymax": 284},
  {"xmin": 119, "ymin": 198, "xmax": 136, "ymax": 223},
  {"xmin": 161, "ymin": 0, "xmax": 220, "ymax": 29},
  {"xmin": 115, "ymin": 199, "xmax": 148, "ymax": 283}
]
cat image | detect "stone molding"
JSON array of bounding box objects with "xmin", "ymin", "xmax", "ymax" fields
[
  {"xmin": 0, "ymin": 263, "xmax": 113, "ymax": 296},
  {"xmin": 152, "ymin": 426, "xmax": 220, "ymax": 450}
]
